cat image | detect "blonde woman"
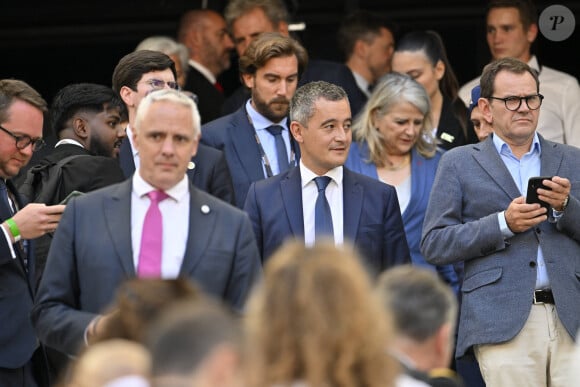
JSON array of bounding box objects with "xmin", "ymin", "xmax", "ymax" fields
[{"xmin": 346, "ymin": 72, "xmax": 458, "ymax": 292}]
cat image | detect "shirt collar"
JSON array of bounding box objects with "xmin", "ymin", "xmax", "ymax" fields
[
  {"xmin": 492, "ymin": 132, "xmax": 541, "ymax": 157},
  {"xmin": 132, "ymin": 171, "xmax": 189, "ymax": 202},
  {"xmin": 55, "ymin": 138, "xmax": 84, "ymax": 148},
  {"xmin": 126, "ymin": 125, "xmax": 138, "ymax": 157},
  {"xmin": 245, "ymin": 99, "xmax": 287, "ymax": 131},
  {"xmin": 189, "ymin": 59, "xmax": 216, "ymax": 84},
  {"xmin": 351, "ymin": 70, "xmax": 371, "ymax": 97},
  {"xmin": 299, "ymin": 160, "xmax": 343, "ymax": 188},
  {"xmin": 528, "ymin": 55, "xmax": 540, "ymax": 73}
]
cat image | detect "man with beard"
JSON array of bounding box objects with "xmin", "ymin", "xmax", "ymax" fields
[
  {"xmin": 178, "ymin": 9, "xmax": 234, "ymax": 124},
  {"xmin": 202, "ymin": 33, "xmax": 307, "ymax": 208},
  {"xmin": 20, "ymin": 83, "xmax": 125, "ymax": 207}
]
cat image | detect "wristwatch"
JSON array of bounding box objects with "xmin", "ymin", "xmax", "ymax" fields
[{"xmin": 561, "ymin": 195, "xmax": 570, "ymax": 211}]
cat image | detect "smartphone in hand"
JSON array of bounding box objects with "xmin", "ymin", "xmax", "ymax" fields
[
  {"xmin": 59, "ymin": 190, "xmax": 84, "ymax": 205},
  {"xmin": 526, "ymin": 176, "xmax": 552, "ymax": 211}
]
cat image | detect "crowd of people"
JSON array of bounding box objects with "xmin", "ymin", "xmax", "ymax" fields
[{"xmin": 1, "ymin": 0, "xmax": 579, "ymax": 386}]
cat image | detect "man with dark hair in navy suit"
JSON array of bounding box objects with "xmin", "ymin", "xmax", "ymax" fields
[{"xmin": 244, "ymin": 81, "xmax": 410, "ymax": 273}]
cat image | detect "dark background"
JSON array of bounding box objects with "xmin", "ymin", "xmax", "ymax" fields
[{"xmin": 1, "ymin": 0, "xmax": 578, "ymax": 105}]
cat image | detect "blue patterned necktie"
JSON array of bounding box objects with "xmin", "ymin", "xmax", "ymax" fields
[
  {"xmin": 266, "ymin": 125, "xmax": 290, "ymax": 173},
  {"xmin": 314, "ymin": 176, "xmax": 334, "ymax": 239}
]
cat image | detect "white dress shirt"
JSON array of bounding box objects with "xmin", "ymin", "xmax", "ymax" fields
[
  {"xmin": 131, "ymin": 173, "xmax": 190, "ymax": 278},
  {"xmin": 351, "ymin": 70, "xmax": 372, "ymax": 98},
  {"xmin": 300, "ymin": 161, "xmax": 344, "ymax": 246}
]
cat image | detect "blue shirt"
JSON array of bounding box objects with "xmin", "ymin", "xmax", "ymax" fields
[{"xmin": 493, "ymin": 132, "xmax": 550, "ymax": 289}]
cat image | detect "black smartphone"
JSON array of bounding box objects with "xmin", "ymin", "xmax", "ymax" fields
[
  {"xmin": 59, "ymin": 190, "xmax": 84, "ymax": 205},
  {"xmin": 526, "ymin": 176, "xmax": 552, "ymax": 211}
]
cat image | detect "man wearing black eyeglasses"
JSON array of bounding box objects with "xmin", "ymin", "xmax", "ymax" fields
[
  {"xmin": 422, "ymin": 58, "xmax": 580, "ymax": 387},
  {"xmin": 0, "ymin": 79, "xmax": 65, "ymax": 386},
  {"xmin": 112, "ymin": 50, "xmax": 235, "ymax": 205}
]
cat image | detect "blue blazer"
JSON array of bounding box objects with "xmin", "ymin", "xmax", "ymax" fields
[
  {"xmin": 0, "ymin": 180, "xmax": 38, "ymax": 368},
  {"xmin": 422, "ymin": 135, "xmax": 580, "ymax": 358},
  {"xmin": 202, "ymin": 106, "xmax": 300, "ymax": 208},
  {"xmin": 243, "ymin": 166, "xmax": 411, "ymax": 276},
  {"xmin": 345, "ymin": 142, "xmax": 459, "ymax": 291},
  {"xmin": 32, "ymin": 179, "xmax": 261, "ymax": 355}
]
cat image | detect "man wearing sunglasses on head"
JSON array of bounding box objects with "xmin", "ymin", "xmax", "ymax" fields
[
  {"xmin": 423, "ymin": 58, "xmax": 580, "ymax": 387},
  {"xmin": 113, "ymin": 50, "xmax": 235, "ymax": 205},
  {"xmin": 0, "ymin": 79, "xmax": 65, "ymax": 387}
]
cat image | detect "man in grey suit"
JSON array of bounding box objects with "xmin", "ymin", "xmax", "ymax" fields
[
  {"xmin": 32, "ymin": 89, "xmax": 261, "ymax": 356},
  {"xmin": 422, "ymin": 57, "xmax": 579, "ymax": 387}
]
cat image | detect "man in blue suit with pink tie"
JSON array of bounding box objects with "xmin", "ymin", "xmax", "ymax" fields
[{"xmin": 244, "ymin": 81, "xmax": 410, "ymax": 274}]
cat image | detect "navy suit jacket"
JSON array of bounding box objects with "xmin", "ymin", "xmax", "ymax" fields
[
  {"xmin": 243, "ymin": 167, "xmax": 411, "ymax": 275},
  {"xmin": 32, "ymin": 179, "xmax": 261, "ymax": 355},
  {"xmin": 0, "ymin": 180, "xmax": 38, "ymax": 368},
  {"xmin": 422, "ymin": 135, "xmax": 580, "ymax": 358},
  {"xmin": 119, "ymin": 137, "xmax": 235, "ymax": 205},
  {"xmin": 202, "ymin": 106, "xmax": 300, "ymax": 208}
]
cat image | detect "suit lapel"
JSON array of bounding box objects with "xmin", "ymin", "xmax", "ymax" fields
[
  {"xmin": 230, "ymin": 110, "xmax": 265, "ymax": 181},
  {"xmin": 281, "ymin": 168, "xmax": 304, "ymax": 236},
  {"xmin": 343, "ymin": 169, "xmax": 363, "ymax": 241},
  {"xmin": 539, "ymin": 137, "xmax": 563, "ymax": 176},
  {"xmin": 179, "ymin": 186, "xmax": 216, "ymax": 275},
  {"xmin": 473, "ymin": 137, "xmax": 521, "ymax": 199},
  {"xmin": 3, "ymin": 180, "xmax": 31, "ymax": 284},
  {"xmin": 104, "ymin": 180, "xmax": 135, "ymax": 276}
]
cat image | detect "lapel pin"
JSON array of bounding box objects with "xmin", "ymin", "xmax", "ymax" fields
[
  {"xmin": 188, "ymin": 161, "xmax": 195, "ymax": 170},
  {"xmin": 441, "ymin": 132, "xmax": 455, "ymax": 143},
  {"xmin": 201, "ymin": 205, "xmax": 210, "ymax": 214}
]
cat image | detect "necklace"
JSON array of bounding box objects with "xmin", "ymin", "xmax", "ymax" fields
[{"xmin": 383, "ymin": 154, "xmax": 411, "ymax": 171}]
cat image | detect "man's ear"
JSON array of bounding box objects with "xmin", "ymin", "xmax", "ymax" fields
[
  {"xmin": 479, "ymin": 97, "xmax": 493, "ymax": 125},
  {"xmin": 353, "ymin": 39, "xmax": 367, "ymax": 59},
  {"xmin": 276, "ymin": 21, "xmax": 289, "ymax": 37},
  {"xmin": 526, "ymin": 23, "xmax": 538, "ymax": 44},
  {"xmin": 241, "ymin": 73, "xmax": 255, "ymax": 89},
  {"xmin": 119, "ymin": 86, "xmax": 135, "ymax": 108},
  {"xmin": 72, "ymin": 116, "xmax": 89, "ymax": 140},
  {"xmin": 290, "ymin": 121, "xmax": 304, "ymax": 143}
]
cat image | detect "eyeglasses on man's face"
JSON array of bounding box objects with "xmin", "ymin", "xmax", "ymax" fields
[
  {"xmin": 0, "ymin": 124, "xmax": 45, "ymax": 151},
  {"xmin": 140, "ymin": 79, "xmax": 180, "ymax": 91},
  {"xmin": 487, "ymin": 94, "xmax": 544, "ymax": 111}
]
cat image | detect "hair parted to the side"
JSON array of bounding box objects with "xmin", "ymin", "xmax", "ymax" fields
[
  {"xmin": 480, "ymin": 57, "xmax": 539, "ymax": 99},
  {"xmin": 290, "ymin": 81, "xmax": 348, "ymax": 127},
  {"xmin": 133, "ymin": 89, "xmax": 201, "ymax": 138},
  {"xmin": 112, "ymin": 50, "xmax": 177, "ymax": 94},
  {"xmin": 244, "ymin": 240, "xmax": 398, "ymax": 387},
  {"xmin": 135, "ymin": 36, "xmax": 190, "ymax": 75},
  {"xmin": 238, "ymin": 32, "xmax": 308, "ymax": 77},
  {"xmin": 353, "ymin": 72, "xmax": 435, "ymax": 165},
  {"xmin": 0, "ymin": 79, "xmax": 47, "ymax": 123}
]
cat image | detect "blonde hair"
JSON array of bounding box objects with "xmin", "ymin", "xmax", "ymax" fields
[
  {"xmin": 245, "ymin": 241, "xmax": 397, "ymax": 387},
  {"xmin": 353, "ymin": 72, "xmax": 436, "ymax": 166}
]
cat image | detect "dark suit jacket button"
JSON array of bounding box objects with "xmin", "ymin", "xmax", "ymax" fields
[
  {"xmin": 535, "ymin": 227, "xmax": 541, "ymax": 233},
  {"xmin": 529, "ymin": 261, "xmax": 537, "ymax": 267}
]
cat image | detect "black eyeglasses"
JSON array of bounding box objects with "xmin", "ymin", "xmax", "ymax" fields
[
  {"xmin": 0, "ymin": 124, "xmax": 45, "ymax": 151},
  {"xmin": 140, "ymin": 79, "xmax": 180, "ymax": 91},
  {"xmin": 488, "ymin": 94, "xmax": 544, "ymax": 111}
]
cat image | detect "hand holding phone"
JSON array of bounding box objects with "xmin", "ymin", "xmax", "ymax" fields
[
  {"xmin": 59, "ymin": 190, "xmax": 84, "ymax": 205},
  {"xmin": 526, "ymin": 176, "xmax": 553, "ymax": 211}
]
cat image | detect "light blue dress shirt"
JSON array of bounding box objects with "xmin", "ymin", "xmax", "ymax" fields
[{"xmin": 493, "ymin": 133, "xmax": 550, "ymax": 289}]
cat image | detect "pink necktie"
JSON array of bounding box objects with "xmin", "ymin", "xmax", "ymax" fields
[{"xmin": 137, "ymin": 190, "xmax": 169, "ymax": 278}]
